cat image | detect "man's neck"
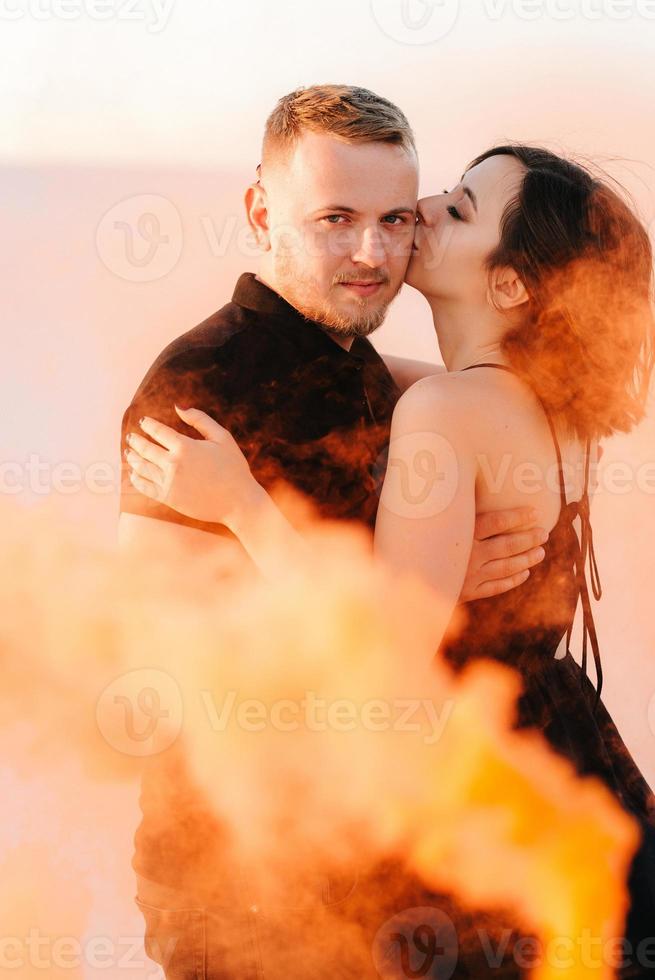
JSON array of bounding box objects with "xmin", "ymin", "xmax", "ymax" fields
[
  {"xmin": 325, "ymin": 332, "xmax": 355, "ymax": 352},
  {"xmin": 254, "ymin": 272, "xmax": 356, "ymax": 353}
]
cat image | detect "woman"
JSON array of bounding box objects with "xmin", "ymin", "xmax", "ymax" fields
[{"xmin": 126, "ymin": 145, "xmax": 655, "ymax": 971}]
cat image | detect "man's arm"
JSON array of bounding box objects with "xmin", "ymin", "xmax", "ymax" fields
[{"xmin": 381, "ymin": 355, "xmax": 446, "ymax": 394}]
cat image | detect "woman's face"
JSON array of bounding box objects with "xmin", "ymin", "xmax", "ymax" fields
[{"xmin": 406, "ymin": 154, "xmax": 527, "ymax": 305}]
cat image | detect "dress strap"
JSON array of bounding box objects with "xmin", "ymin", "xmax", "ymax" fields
[{"xmin": 461, "ymin": 362, "xmax": 604, "ymax": 712}]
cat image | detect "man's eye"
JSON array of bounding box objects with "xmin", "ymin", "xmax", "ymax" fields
[
  {"xmin": 447, "ymin": 206, "xmax": 463, "ymax": 221},
  {"xmin": 382, "ymin": 215, "xmax": 406, "ymax": 225},
  {"xmin": 322, "ymin": 215, "xmax": 347, "ymax": 224}
]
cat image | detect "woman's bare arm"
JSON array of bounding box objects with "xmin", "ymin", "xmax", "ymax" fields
[
  {"xmin": 374, "ymin": 376, "xmax": 477, "ymax": 610},
  {"xmin": 381, "ymin": 354, "xmax": 446, "ymax": 394}
]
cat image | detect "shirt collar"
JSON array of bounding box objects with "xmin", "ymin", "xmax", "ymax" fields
[{"xmin": 232, "ymin": 272, "xmax": 367, "ymax": 366}]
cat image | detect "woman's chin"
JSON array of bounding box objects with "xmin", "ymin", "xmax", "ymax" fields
[
  {"xmin": 405, "ymin": 254, "xmax": 438, "ymax": 296},
  {"xmin": 404, "ymin": 253, "xmax": 422, "ymax": 289}
]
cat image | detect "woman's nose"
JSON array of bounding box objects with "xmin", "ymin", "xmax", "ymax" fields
[{"xmin": 416, "ymin": 195, "xmax": 443, "ymax": 226}]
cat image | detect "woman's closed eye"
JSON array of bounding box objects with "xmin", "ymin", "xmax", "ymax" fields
[{"xmin": 442, "ymin": 189, "xmax": 464, "ymax": 222}]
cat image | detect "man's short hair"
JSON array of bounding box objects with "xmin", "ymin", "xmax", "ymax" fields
[{"xmin": 261, "ymin": 84, "xmax": 416, "ymax": 169}]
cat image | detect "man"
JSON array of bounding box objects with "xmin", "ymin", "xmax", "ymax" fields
[{"xmin": 119, "ymin": 84, "xmax": 545, "ymax": 978}]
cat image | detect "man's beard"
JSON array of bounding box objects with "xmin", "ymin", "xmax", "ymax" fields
[
  {"xmin": 296, "ymin": 296, "xmax": 389, "ymax": 338},
  {"xmin": 274, "ymin": 257, "xmax": 397, "ymax": 338}
]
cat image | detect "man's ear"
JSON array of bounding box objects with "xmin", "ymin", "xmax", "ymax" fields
[
  {"xmin": 489, "ymin": 266, "xmax": 529, "ymax": 311},
  {"xmin": 245, "ymin": 183, "xmax": 271, "ymax": 251}
]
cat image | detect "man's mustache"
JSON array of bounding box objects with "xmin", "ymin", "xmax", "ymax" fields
[{"xmin": 332, "ymin": 272, "xmax": 390, "ymax": 285}]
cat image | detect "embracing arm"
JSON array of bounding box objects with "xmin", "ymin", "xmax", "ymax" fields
[{"xmin": 126, "ymin": 406, "xmax": 543, "ymax": 602}]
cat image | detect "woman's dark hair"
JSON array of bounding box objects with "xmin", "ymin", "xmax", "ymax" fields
[{"xmin": 468, "ymin": 145, "xmax": 655, "ymax": 441}]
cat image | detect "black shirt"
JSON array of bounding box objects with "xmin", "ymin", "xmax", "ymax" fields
[
  {"xmin": 121, "ymin": 273, "xmax": 401, "ymax": 893},
  {"xmin": 119, "ymin": 272, "xmax": 400, "ymax": 539}
]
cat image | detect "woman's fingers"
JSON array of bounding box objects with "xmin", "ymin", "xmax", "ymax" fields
[
  {"xmin": 175, "ymin": 405, "xmax": 230, "ymax": 443},
  {"xmin": 138, "ymin": 416, "xmax": 183, "ymax": 452},
  {"xmin": 128, "ymin": 468, "xmax": 163, "ymax": 502},
  {"xmin": 125, "ymin": 448, "xmax": 164, "ymax": 486},
  {"xmin": 126, "ymin": 431, "xmax": 169, "ymax": 467}
]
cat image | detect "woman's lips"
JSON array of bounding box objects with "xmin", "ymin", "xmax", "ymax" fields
[{"xmin": 339, "ymin": 282, "xmax": 384, "ymax": 298}]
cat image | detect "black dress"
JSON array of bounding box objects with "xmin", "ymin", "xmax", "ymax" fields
[{"xmin": 437, "ymin": 363, "xmax": 655, "ymax": 977}]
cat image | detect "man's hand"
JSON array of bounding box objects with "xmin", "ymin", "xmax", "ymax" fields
[{"xmin": 459, "ymin": 507, "xmax": 549, "ymax": 603}]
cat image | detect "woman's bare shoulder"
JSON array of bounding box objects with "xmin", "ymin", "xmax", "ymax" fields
[
  {"xmin": 392, "ymin": 369, "xmax": 539, "ymax": 465},
  {"xmin": 396, "ymin": 368, "xmax": 505, "ymax": 421},
  {"xmin": 389, "ymin": 372, "xmax": 486, "ymax": 446},
  {"xmin": 380, "ymin": 354, "xmax": 445, "ymax": 394}
]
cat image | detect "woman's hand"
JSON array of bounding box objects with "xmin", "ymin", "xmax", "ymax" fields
[{"xmin": 124, "ymin": 405, "xmax": 263, "ymax": 528}]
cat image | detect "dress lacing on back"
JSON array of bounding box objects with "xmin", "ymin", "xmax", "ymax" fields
[
  {"xmin": 438, "ymin": 362, "xmax": 655, "ymax": 976},
  {"xmin": 459, "ymin": 361, "xmax": 604, "ymax": 711}
]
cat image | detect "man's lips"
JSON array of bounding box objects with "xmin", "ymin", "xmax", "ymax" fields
[{"xmin": 338, "ymin": 281, "xmax": 385, "ymax": 298}]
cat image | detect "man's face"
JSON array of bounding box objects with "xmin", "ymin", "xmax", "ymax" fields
[{"xmin": 260, "ymin": 131, "xmax": 419, "ymax": 338}]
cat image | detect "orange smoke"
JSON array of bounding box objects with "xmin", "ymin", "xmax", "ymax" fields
[{"xmin": 0, "ymin": 494, "xmax": 642, "ymax": 978}]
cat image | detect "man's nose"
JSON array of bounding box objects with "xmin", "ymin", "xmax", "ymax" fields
[{"xmin": 350, "ymin": 226, "xmax": 387, "ymax": 267}]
